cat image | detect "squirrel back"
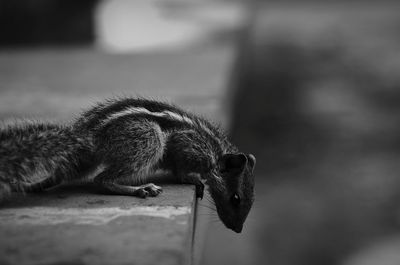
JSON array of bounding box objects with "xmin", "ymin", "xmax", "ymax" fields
[{"xmin": 75, "ymin": 97, "xmax": 235, "ymax": 151}]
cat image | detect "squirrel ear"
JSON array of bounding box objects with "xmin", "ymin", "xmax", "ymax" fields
[
  {"xmin": 248, "ymin": 154, "xmax": 256, "ymax": 170},
  {"xmin": 219, "ymin": 153, "xmax": 247, "ymax": 172}
]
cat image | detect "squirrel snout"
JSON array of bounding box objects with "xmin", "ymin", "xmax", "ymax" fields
[
  {"xmin": 229, "ymin": 223, "xmax": 243, "ymax": 233},
  {"xmin": 233, "ymin": 225, "xmax": 243, "ymax": 233}
]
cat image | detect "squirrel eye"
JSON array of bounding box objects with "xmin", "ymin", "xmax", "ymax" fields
[{"xmin": 230, "ymin": 193, "xmax": 241, "ymax": 207}]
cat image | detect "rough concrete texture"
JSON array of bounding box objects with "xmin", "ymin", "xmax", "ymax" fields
[{"xmin": 0, "ymin": 184, "xmax": 196, "ymax": 265}]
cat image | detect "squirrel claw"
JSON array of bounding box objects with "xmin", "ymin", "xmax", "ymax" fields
[
  {"xmin": 136, "ymin": 189, "xmax": 149, "ymax": 198},
  {"xmin": 181, "ymin": 173, "xmax": 204, "ymax": 200},
  {"xmin": 136, "ymin": 183, "xmax": 162, "ymax": 198}
]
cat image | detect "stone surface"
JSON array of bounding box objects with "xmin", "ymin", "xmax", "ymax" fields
[{"xmin": 0, "ymin": 184, "xmax": 196, "ymax": 265}]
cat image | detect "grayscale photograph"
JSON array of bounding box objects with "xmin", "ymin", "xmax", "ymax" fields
[{"xmin": 0, "ymin": 1, "xmax": 399, "ymax": 265}]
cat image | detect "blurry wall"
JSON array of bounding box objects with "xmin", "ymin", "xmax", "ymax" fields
[
  {"xmin": 219, "ymin": 2, "xmax": 400, "ymax": 265},
  {"xmin": 0, "ymin": 0, "xmax": 98, "ymax": 46},
  {"xmin": 0, "ymin": 0, "xmax": 242, "ymax": 121},
  {"xmin": 0, "ymin": 0, "xmax": 245, "ymax": 52}
]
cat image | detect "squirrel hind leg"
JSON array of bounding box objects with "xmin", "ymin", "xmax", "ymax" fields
[
  {"xmin": 94, "ymin": 119, "xmax": 167, "ymax": 197},
  {"xmin": 13, "ymin": 176, "xmax": 62, "ymax": 193},
  {"xmin": 9, "ymin": 162, "xmax": 76, "ymax": 193},
  {"xmin": 106, "ymin": 182, "xmax": 162, "ymax": 198},
  {"xmin": 94, "ymin": 170, "xmax": 162, "ymax": 198}
]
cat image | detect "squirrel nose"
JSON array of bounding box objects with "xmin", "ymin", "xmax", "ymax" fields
[{"xmin": 232, "ymin": 224, "xmax": 243, "ymax": 233}]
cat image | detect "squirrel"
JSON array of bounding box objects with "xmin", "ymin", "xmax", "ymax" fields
[{"xmin": 0, "ymin": 97, "xmax": 256, "ymax": 233}]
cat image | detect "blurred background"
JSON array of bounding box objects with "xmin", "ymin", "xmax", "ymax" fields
[{"xmin": 2, "ymin": 1, "xmax": 400, "ymax": 265}]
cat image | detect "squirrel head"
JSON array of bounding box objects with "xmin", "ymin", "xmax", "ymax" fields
[{"xmin": 210, "ymin": 152, "xmax": 256, "ymax": 233}]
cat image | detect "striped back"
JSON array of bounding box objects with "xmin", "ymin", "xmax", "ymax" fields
[{"xmin": 75, "ymin": 98, "xmax": 235, "ymax": 153}]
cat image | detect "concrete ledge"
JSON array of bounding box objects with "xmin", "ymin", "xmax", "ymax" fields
[{"xmin": 0, "ymin": 184, "xmax": 197, "ymax": 265}]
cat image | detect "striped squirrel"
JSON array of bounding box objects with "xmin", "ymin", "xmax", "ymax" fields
[{"xmin": 0, "ymin": 98, "xmax": 255, "ymax": 233}]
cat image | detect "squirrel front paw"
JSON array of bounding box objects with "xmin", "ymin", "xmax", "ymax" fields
[
  {"xmin": 135, "ymin": 183, "xmax": 163, "ymax": 198},
  {"xmin": 181, "ymin": 173, "xmax": 204, "ymax": 200},
  {"xmin": 195, "ymin": 182, "xmax": 205, "ymax": 200}
]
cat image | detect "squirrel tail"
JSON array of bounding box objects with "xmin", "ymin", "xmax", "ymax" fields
[{"xmin": 0, "ymin": 122, "xmax": 94, "ymax": 203}]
